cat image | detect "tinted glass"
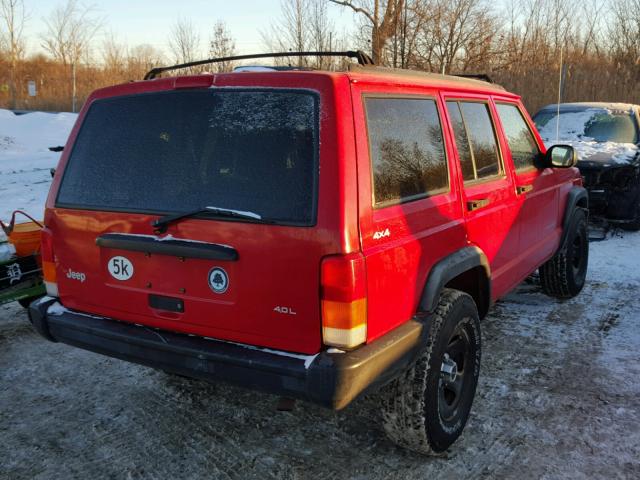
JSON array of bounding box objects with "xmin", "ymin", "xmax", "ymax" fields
[
  {"xmin": 366, "ymin": 98, "xmax": 448, "ymax": 205},
  {"xmin": 57, "ymin": 90, "xmax": 318, "ymax": 225},
  {"xmin": 459, "ymin": 102, "xmax": 502, "ymax": 180},
  {"xmin": 446, "ymin": 102, "xmax": 475, "ymax": 181},
  {"xmin": 584, "ymin": 113, "xmax": 637, "ymax": 143},
  {"xmin": 496, "ymin": 103, "xmax": 540, "ymax": 170}
]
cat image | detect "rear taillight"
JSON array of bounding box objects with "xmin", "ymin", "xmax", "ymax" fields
[
  {"xmin": 41, "ymin": 227, "xmax": 58, "ymax": 297},
  {"xmin": 320, "ymin": 253, "xmax": 367, "ymax": 349}
]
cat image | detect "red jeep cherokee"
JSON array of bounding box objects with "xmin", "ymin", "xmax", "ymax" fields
[{"xmin": 29, "ymin": 53, "xmax": 588, "ymax": 454}]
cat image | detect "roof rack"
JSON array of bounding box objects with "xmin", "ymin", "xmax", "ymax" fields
[
  {"xmin": 143, "ymin": 50, "xmax": 375, "ymax": 80},
  {"xmin": 452, "ymin": 73, "xmax": 495, "ymax": 84},
  {"xmin": 348, "ymin": 65, "xmax": 505, "ymax": 92}
]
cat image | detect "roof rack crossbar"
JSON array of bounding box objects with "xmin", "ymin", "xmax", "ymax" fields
[{"xmin": 143, "ymin": 50, "xmax": 375, "ymax": 80}]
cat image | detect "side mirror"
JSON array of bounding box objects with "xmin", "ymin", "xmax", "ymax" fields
[{"xmin": 545, "ymin": 145, "xmax": 577, "ymax": 168}]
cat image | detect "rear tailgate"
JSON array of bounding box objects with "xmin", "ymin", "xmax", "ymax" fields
[
  {"xmin": 45, "ymin": 75, "xmax": 352, "ymax": 355},
  {"xmin": 48, "ymin": 211, "xmax": 328, "ymax": 354}
]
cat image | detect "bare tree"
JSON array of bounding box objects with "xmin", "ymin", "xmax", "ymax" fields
[
  {"xmin": 0, "ymin": 0, "xmax": 28, "ymax": 109},
  {"xmin": 41, "ymin": 0, "xmax": 102, "ymax": 66},
  {"xmin": 384, "ymin": 0, "xmax": 434, "ymax": 68},
  {"xmin": 577, "ymin": 0, "xmax": 605, "ymax": 57},
  {"xmin": 262, "ymin": 0, "xmax": 341, "ymax": 68},
  {"xmin": 168, "ymin": 17, "xmax": 201, "ymax": 69},
  {"xmin": 127, "ymin": 43, "xmax": 165, "ymax": 79},
  {"xmin": 328, "ymin": 0, "xmax": 405, "ymax": 65},
  {"xmin": 308, "ymin": 0, "xmax": 335, "ymax": 68},
  {"xmin": 41, "ymin": 0, "xmax": 102, "ymax": 111},
  {"xmin": 102, "ymin": 31, "xmax": 127, "ymax": 75},
  {"xmin": 412, "ymin": 0, "xmax": 497, "ymax": 74},
  {"xmin": 208, "ymin": 20, "xmax": 236, "ymax": 72},
  {"xmin": 608, "ymin": 0, "xmax": 640, "ymax": 65},
  {"xmin": 262, "ymin": 0, "xmax": 309, "ymax": 67}
]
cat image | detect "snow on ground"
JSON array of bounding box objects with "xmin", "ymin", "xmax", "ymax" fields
[
  {"xmin": 0, "ymin": 109, "xmax": 77, "ymax": 223},
  {"xmin": 538, "ymin": 108, "xmax": 639, "ymax": 164},
  {"xmin": 1, "ymin": 230, "xmax": 638, "ymax": 479}
]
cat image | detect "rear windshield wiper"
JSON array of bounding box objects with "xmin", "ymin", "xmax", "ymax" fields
[{"xmin": 152, "ymin": 206, "xmax": 263, "ymax": 233}]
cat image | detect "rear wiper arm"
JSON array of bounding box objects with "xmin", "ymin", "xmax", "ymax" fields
[{"xmin": 152, "ymin": 206, "xmax": 262, "ymax": 233}]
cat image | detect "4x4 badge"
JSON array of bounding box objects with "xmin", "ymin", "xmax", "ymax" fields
[
  {"xmin": 373, "ymin": 228, "xmax": 391, "ymax": 240},
  {"xmin": 208, "ymin": 267, "xmax": 229, "ymax": 294}
]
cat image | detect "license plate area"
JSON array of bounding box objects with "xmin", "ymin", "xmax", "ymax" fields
[{"xmin": 149, "ymin": 294, "xmax": 184, "ymax": 313}]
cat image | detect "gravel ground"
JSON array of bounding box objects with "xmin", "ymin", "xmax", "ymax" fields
[{"xmin": 1, "ymin": 233, "xmax": 639, "ymax": 480}]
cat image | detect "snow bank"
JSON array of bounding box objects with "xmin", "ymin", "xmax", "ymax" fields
[
  {"xmin": 538, "ymin": 108, "xmax": 639, "ymax": 164},
  {"xmin": 0, "ymin": 109, "xmax": 77, "ymax": 223}
]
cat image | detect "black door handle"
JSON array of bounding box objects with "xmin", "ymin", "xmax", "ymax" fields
[
  {"xmin": 467, "ymin": 199, "xmax": 491, "ymax": 211},
  {"xmin": 517, "ymin": 184, "xmax": 534, "ymax": 195}
]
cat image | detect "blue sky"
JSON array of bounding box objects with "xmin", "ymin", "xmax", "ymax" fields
[{"xmin": 27, "ymin": 0, "xmax": 359, "ymax": 58}]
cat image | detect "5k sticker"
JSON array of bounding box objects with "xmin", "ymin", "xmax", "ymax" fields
[{"xmin": 108, "ymin": 256, "xmax": 134, "ymax": 281}]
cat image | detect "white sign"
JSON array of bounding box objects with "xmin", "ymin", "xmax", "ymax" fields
[
  {"xmin": 108, "ymin": 256, "xmax": 134, "ymax": 281},
  {"xmin": 27, "ymin": 80, "xmax": 36, "ymax": 97},
  {"xmin": 208, "ymin": 267, "xmax": 229, "ymax": 294}
]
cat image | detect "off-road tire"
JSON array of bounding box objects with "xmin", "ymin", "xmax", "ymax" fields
[
  {"xmin": 540, "ymin": 208, "xmax": 589, "ymax": 298},
  {"xmin": 381, "ymin": 289, "xmax": 481, "ymax": 455}
]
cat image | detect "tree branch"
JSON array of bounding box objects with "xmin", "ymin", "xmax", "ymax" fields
[{"xmin": 328, "ymin": 0, "xmax": 376, "ymax": 25}]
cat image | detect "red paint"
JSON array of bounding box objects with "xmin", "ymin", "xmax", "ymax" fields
[{"xmin": 45, "ymin": 70, "xmax": 580, "ymax": 355}]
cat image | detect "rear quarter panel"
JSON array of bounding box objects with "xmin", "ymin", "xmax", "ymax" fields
[{"xmin": 350, "ymin": 81, "xmax": 467, "ymax": 343}]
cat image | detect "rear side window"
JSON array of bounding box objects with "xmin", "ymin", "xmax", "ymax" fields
[
  {"xmin": 496, "ymin": 103, "xmax": 540, "ymax": 170},
  {"xmin": 365, "ymin": 97, "xmax": 448, "ymax": 206},
  {"xmin": 56, "ymin": 89, "xmax": 319, "ymax": 225},
  {"xmin": 447, "ymin": 102, "xmax": 475, "ymax": 181},
  {"xmin": 447, "ymin": 101, "xmax": 503, "ymax": 182}
]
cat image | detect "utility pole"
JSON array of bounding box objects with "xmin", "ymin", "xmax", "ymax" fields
[
  {"xmin": 555, "ymin": 47, "xmax": 563, "ymax": 142},
  {"xmin": 72, "ymin": 62, "xmax": 77, "ymax": 113}
]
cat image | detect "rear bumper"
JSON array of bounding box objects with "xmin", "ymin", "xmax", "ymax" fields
[{"xmin": 28, "ymin": 297, "xmax": 427, "ymax": 410}]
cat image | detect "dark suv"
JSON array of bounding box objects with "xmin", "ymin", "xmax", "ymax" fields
[
  {"xmin": 534, "ymin": 102, "xmax": 640, "ymax": 229},
  {"xmin": 29, "ymin": 53, "xmax": 589, "ymax": 454}
]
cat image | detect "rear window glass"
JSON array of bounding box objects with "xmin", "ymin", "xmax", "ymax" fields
[
  {"xmin": 57, "ymin": 89, "xmax": 319, "ymax": 225},
  {"xmin": 365, "ymin": 97, "xmax": 449, "ymax": 206}
]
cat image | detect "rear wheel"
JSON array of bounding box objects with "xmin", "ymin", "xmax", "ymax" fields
[
  {"xmin": 381, "ymin": 289, "xmax": 481, "ymax": 455},
  {"xmin": 540, "ymin": 208, "xmax": 589, "ymax": 298}
]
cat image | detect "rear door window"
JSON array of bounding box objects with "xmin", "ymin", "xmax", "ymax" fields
[
  {"xmin": 496, "ymin": 103, "xmax": 540, "ymax": 170},
  {"xmin": 365, "ymin": 97, "xmax": 449, "ymax": 206},
  {"xmin": 446, "ymin": 102, "xmax": 475, "ymax": 181},
  {"xmin": 56, "ymin": 89, "xmax": 319, "ymax": 226},
  {"xmin": 447, "ymin": 101, "xmax": 503, "ymax": 182}
]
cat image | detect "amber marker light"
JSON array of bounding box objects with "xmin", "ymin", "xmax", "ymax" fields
[{"xmin": 320, "ymin": 253, "xmax": 367, "ymax": 349}]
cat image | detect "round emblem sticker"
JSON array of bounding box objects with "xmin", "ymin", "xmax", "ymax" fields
[
  {"xmin": 108, "ymin": 256, "xmax": 134, "ymax": 281},
  {"xmin": 208, "ymin": 267, "xmax": 229, "ymax": 294}
]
